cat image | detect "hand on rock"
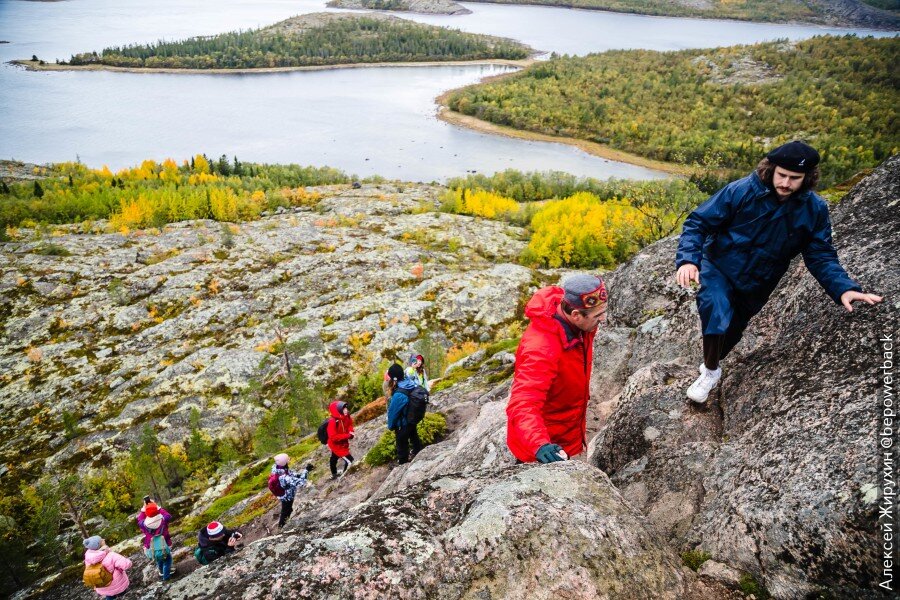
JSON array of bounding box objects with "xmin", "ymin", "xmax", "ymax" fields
[
  {"xmin": 676, "ymin": 264, "xmax": 700, "ymax": 288},
  {"xmin": 535, "ymin": 444, "xmax": 566, "ymax": 464},
  {"xmin": 840, "ymin": 290, "xmax": 882, "ymax": 312}
]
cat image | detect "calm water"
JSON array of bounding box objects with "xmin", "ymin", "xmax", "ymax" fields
[{"xmin": 0, "ymin": 0, "xmax": 893, "ymax": 180}]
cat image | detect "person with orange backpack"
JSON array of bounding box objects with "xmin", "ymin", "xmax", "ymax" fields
[
  {"xmin": 82, "ymin": 535, "xmax": 132, "ymax": 599},
  {"xmin": 326, "ymin": 400, "xmax": 355, "ymax": 479},
  {"xmin": 269, "ymin": 454, "xmax": 313, "ymax": 528}
]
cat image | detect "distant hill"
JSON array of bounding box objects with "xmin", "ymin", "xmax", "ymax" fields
[{"xmin": 462, "ymin": 0, "xmax": 900, "ymax": 29}]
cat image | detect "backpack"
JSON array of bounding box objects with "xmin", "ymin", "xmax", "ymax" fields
[
  {"xmin": 83, "ymin": 561, "xmax": 113, "ymax": 588},
  {"xmin": 399, "ymin": 385, "xmax": 429, "ymax": 424},
  {"xmin": 316, "ymin": 417, "xmax": 331, "ymax": 444},
  {"xmin": 150, "ymin": 533, "xmax": 170, "ymax": 562},
  {"xmin": 268, "ymin": 472, "xmax": 285, "ymax": 498}
]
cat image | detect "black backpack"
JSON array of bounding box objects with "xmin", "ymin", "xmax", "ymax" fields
[
  {"xmin": 316, "ymin": 418, "xmax": 331, "ymax": 444},
  {"xmin": 399, "ymin": 385, "xmax": 429, "ymax": 424}
]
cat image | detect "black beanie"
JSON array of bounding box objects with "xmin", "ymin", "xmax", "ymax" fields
[
  {"xmin": 766, "ymin": 141, "xmax": 820, "ymax": 173},
  {"xmin": 387, "ymin": 363, "xmax": 405, "ymax": 382}
]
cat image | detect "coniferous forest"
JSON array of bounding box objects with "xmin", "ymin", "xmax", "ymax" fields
[
  {"xmin": 447, "ymin": 36, "xmax": 899, "ymax": 186},
  {"xmin": 67, "ymin": 16, "xmax": 530, "ymax": 69}
]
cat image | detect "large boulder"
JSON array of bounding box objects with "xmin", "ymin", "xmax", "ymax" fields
[
  {"xmin": 159, "ymin": 461, "xmax": 693, "ymax": 600},
  {"xmin": 591, "ymin": 156, "xmax": 899, "ymax": 598}
]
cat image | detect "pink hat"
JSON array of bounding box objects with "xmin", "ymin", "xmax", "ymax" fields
[
  {"xmin": 206, "ymin": 521, "xmax": 224, "ymax": 537},
  {"xmin": 274, "ymin": 453, "xmax": 289, "ymax": 467}
]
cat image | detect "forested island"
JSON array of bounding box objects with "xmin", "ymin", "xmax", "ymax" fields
[
  {"xmin": 39, "ymin": 13, "xmax": 529, "ymax": 71},
  {"xmin": 445, "ymin": 35, "xmax": 899, "ymax": 187}
]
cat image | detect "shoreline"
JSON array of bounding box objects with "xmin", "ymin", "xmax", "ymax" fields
[
  {"xmin": 10, "ymin": 58, "xmax": 534, "ymax": 75},
  {"xmin": 434, "ymin": 81, "xmax": 691, "ymax": 176}
]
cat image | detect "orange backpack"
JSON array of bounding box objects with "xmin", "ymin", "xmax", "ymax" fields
[{"xmin": 83, "ymin": 561, "xmax": 113, "ymax": 588}]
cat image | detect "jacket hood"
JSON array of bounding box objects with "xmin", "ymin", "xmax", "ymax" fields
[
  {"xmin": 329, "ymin": 401, "xmax": 348, "ymax": 418},
  {"xmin": 84, "ymin": 548, "xmax": 108, "ymax": 565},
  {"xmin": 398, "ymin": 378, "xmax": 418, "ymax": 391},
  {"xmin": 524, "ymin": 286, "xmax": 564, "ymax": 320}
]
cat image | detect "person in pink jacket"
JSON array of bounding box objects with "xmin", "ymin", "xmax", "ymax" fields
[{"xmin": 83, "ymin": 535, "xmax": 132, "ymax": 599}]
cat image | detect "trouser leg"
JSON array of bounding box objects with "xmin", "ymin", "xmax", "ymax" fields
[
  {"xmin": 278, "ymin": 497, "xmax": 294, "ymax": 527},
  {"xmin": 329, "ymin": 453, "xmax": 339, "ymax": 477},
  {"xmin": 396, "ymin": 427, "xmax": 410, "ymax": 464},
  {"xmin": 720, "ymin": 293, "xmax": 766, "ymax": 361},
  {"xmin": 161, "ymin": 553, "xmax": 172, "ymax": 579},
  {"xmin": 409, "ymin": 422, "xmax": 423, "ymax": 456},
  {"xmin": 703, "ymin": 334, "xmax": 725, "ymax": 370}
]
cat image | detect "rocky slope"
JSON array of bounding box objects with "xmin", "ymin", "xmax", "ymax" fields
[
  {"xmin": 11, "ymin": 157, "xmax": 898, "ymax": 599},
  {"xmin": 592, "ymin": 156, "xmax": 899, "ymax": 598},
  {"xmin": 0, "ymin": 183, "xmax": 534, "ymax": 493}
]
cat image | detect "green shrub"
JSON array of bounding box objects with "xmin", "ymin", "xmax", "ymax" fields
[
  {"xmin": 681, "ymin": 549, "xmax": 711, "ymax": 571},
  {"xmin": 738, "ymin": 573, "xmax": 770, "ymax": 599},
  {"xmin": 32, "ymin": 243, "xmax": 71, "ymax": 256},
  {"xmin": 365, "ymin": 413, "xmax": 447, "ymax": 467}
]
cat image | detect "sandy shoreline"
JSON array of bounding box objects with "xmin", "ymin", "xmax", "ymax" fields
[
  {"xmin": 10, "ymin": 58, "xmax": 534, "ymax": 75},
  {"xmin": 434, "ymin": 82, "xmax": 691, "ymax": 176}
]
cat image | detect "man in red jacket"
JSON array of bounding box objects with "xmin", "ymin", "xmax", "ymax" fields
[{"xmin": 507, "ymin": 274, "xmax": 607, "ymax": 463}]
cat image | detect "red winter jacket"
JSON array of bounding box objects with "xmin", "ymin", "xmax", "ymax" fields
[
  {"xmin": 506, "ymin": 286, "xmax": 596, "ymax": 462},
  {"xmin": 326, "ymin": 401, "xmax": 354, "ymax": 458}
]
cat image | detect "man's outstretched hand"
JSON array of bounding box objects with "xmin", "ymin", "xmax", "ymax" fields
[
  {"xmin": 840, "ymin": 290, "xmax": 883, "ymax": 312},
  {"xmin": 676, "ymin": 264, "xmax": 700, "ymax": 288}
]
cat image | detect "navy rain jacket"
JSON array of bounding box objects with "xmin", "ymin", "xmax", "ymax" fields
[{"xmin": 675, "ymin": 171, "xmax": 859, "ymax": 302}]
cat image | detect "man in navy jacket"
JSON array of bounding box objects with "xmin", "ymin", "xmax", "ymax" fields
[{"xmin": 675, "ymin": 141, "xmax": 882, "ymax": 403}]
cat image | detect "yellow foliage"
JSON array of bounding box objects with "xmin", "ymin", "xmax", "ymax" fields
[
  {"xmin": 207, "ymin": 278, "xmax": 221, "ymax": 295},
  {"xmin": 250, "ymin": 190, "xmax": 266, "ymax": 206},
  {"xmin": 255, "ymin": 339, "xmax": 278, "ymax": 353},
  {"xmin": 525, "ymin": 192, "xmax": 646, "ymax": 268},
  {"xmin": 188, "ymin": 172, "xmax": 219, "ymax": 185},
  {"xmin": 348, "ymin": 331, "xmax": 373, "ymax": 352},
  {"xmin": 26, "ymin": 346, "xmax": 42, "ymax": 363},
  {"xmin": 193, "ymin": 154, "xmax": 210, "ymax": 174},
  {"xmin": 446, "ymin": 341, "xmax": 481, "ymax": 365},
  {"xmin": 444, "ymin": 188, "xmax": 519, "ymax": 219}
]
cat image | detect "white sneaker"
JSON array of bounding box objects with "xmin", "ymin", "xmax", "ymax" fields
[{"xmin": 687, "ymin": 364, "xmax": 721, "ymax": 403}]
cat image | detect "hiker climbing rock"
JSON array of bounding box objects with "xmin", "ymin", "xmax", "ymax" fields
[
  {"xmin": 507, "ymin": 273, "xmax": 607, "ymax": 463},
  {"xmin": 269, "ymin": 454, "xmax": 313, "ymax": 528},
  {"xmin": 676, "ymin": 140, "xmax": 882, "ymax": 403},
  {"xmin": 405, "ymin": 353, "xmax": 430, "ymax": 391},
  {"xmin": 326, "ymin": 401, "xmax": 355, "ymax": 479},
  {"xmin": 386, "ymin": 363, "xmax": 428, "ymax": 464},
  {"xmin": 82, "ymin": 535, "xmax": 132, "ymax": 599},
  {"xmin": 196, "ymin": 521, "xmax": 243, "ymax": 565},
  {"xmin": 136, "ymin": 499, "xmax": 174, "ymax": 581}
]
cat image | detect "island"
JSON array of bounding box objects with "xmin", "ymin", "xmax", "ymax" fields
[{"xmin": 327, "ymin": 0, "xmax": 472, "ymax": 15}]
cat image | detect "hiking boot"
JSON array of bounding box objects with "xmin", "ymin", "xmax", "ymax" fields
[{"xmin": 687, "ymin": 364, "xmax": 721, "ymax": 403}]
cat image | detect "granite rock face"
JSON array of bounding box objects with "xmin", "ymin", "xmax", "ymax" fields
[
  {"xmin": 591, "ymin": 156, "xmax": 899, "ymax": 598},
  {"xmin": 0, "ymin": 183, "xmax": 531, "ymax": 486},
  {"xmin": 158, "ymin": 462, "xmax": 692, "ymax": 600}
]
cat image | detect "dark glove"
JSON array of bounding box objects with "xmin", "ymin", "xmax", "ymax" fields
[
  {"xmin": 535, "ymin": 444, "xmax": 565, "ymax": 464},
  {"xmin": 305, "ymin": 463, "xmax": 315, "ymax": 472}
]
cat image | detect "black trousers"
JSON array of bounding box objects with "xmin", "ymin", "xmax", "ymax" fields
[
  {"xmin": 395, "ymin": 421, "xmax": 423, "ymax": 464},
  {"xmin": 278, "ymin": 497, "xmax": 294, "ymax": 527},
  {"xmin": 329, "ymin": 452, "xmax": 354, "ymax": 476}
]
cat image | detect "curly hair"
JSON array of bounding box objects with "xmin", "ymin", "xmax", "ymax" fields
[{"xmin": 756, "ymin": 158, "xmax": 819, "ymax": 192}]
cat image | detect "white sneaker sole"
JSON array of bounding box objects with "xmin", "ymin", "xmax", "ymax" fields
[{"xmin": 687, "ymin": 387, "xmax": 710, "ymax": 403}]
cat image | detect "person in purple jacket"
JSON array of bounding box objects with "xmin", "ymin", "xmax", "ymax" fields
[{"xmin": 137, "ymin": 499, "xmax": 174, "ymax": 580}]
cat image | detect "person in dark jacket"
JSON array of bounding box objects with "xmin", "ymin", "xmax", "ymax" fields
[
  {"xmin": 385, "ymin": 363, "xmax": 423, "ymax": 464},
  {"xmin": 196, "ymin": 521, "xmax": 242, "ymax": 565},
  {"xmin": 326, "ymin": 401, "xmax": 355, "ymax": 479},
  {"xmin": 506, "ymin": 274, "xmax": 606, "ymax": 463},
  {"xmin": 676, "ymin": 141, "xmax": 882, "ymax": 403}
]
